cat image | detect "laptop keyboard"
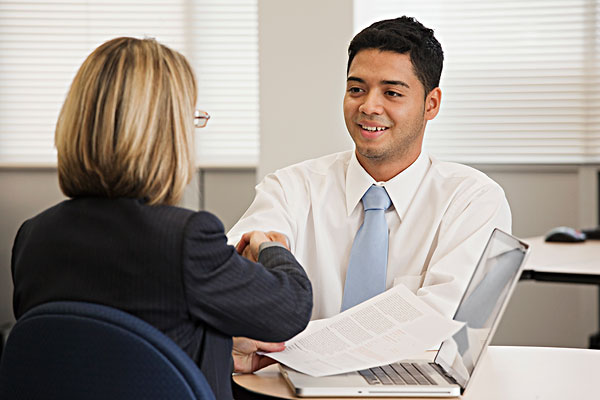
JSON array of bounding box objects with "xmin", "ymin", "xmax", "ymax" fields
[{"xmin": 358, "ymin": 362, "xmax": 436, "ymax": 385}]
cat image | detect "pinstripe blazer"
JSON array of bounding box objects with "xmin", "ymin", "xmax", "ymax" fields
[{"xmin": 11, "ymin": 197, "xmax": 312, "ymax": 399}]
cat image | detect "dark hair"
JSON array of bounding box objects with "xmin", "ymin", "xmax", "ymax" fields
[{"xmin": 347, "ymin": 16, "xmax": 444, "ymax": 95}]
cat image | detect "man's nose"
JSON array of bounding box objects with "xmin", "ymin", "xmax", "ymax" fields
[{"xmin": 358, "ymin": 92, "xmax": 384, "ymax": 115}]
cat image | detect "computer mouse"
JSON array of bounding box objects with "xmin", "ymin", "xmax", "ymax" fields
[{"xmin": 544, "ymin": 226, "xmax": 586, "ymax": 243}]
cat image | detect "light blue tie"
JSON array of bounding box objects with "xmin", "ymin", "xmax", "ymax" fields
[{"xmin": 341, "ymin": 185, "xmax": 392, "ymax": 311}]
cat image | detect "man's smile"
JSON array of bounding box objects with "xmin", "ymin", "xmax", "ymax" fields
[
  {"xmin": 356, "ymin": 121, "xmax": 390, "ymax": 139},
  {"xmin": 359, "ymin": 124, "xmax": 388, "ymax": 132}
]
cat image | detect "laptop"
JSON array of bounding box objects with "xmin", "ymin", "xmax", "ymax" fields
[{"xmin": 280, "ymin": 228, "xmax": 529, "ymax": 397}]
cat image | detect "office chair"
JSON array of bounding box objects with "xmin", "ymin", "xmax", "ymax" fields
[{"xmin": 0, "ymin": 301, "xmax": 215, "ymax": 400}]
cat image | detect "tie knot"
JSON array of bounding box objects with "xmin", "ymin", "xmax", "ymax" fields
[{"xmin": 362, "ymin": 185, "xmax": 391, "ymax": 211}]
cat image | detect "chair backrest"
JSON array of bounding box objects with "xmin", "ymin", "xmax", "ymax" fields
[{"xmin": 0, "ymin": 301, "xmax": 215, "ymax": 400}]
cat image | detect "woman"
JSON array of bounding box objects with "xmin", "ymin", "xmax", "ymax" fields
[{"xmin": 11, "ymin": 37, "xmax": 312, "ymax": 399}]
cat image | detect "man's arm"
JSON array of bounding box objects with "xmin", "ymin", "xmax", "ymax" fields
[{"xmin": 227, "ymin": 173, "xmax": 300, "ymax": 250}]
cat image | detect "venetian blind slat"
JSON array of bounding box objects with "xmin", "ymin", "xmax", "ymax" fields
[{"xmin": 0, "ymin": 0, "xmax": 259, "ymax": 167}]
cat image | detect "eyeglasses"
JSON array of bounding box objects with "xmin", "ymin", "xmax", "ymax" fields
[{"xmin": 194, "ymin": 110, "xmax": 210, "ymax": 128}]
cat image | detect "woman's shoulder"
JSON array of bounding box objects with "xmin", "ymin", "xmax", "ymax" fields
[{"xmin": 182, "ymin": 210, "xmax": 225, "ymax": 234}]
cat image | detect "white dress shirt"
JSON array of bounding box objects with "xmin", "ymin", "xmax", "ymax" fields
[{"xmin": 228, "ymin": 150, "xmax": 511, "ymax": 320}]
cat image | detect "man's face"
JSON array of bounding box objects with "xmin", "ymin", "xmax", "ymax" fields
[{"xmin": 343, "ymin": 49, "xmax": 440, "ymax": 172}]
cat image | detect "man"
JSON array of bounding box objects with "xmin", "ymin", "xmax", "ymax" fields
[{"xmin": 230, "ymin": 16, "xmax": 511, "ymax": 370}]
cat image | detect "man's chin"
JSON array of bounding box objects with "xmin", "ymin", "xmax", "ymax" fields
[
  {"xmin": 355, "ymin": 144, "xmax": 387, "ymax": 160},
  {"xmin": 356, "ymin": 145, "xmax": 412, "ymax": 165}
]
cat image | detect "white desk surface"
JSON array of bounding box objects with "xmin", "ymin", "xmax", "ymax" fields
[
  {"xmin": 234, "ymin": 346, "xmax": 600, "ymax": 400},
  {"xmin": 523, "ymin": 236, "xmax": 600, "ymax": 275}
]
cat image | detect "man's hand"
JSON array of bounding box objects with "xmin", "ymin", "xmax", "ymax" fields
[
  {"xmin": 232, "ymin": 337, "xmax": 286, "ymax": 373},
  {"xmin": 265, "ymin": 231, "xmax": 289, "ymax": 250},
  {"xmin": 235, "ymin": 230, "xmax": 290, "ymax": 262}
]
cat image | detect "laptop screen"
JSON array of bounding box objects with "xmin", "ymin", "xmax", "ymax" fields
[{"xmin": 434, "ymin": 229, "xmax": 529, "ymax": 388}]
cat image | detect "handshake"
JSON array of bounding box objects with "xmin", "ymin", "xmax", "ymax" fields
[{"xmin": 234, "ymin": 230, "xmax": 289, "ymax": 262}]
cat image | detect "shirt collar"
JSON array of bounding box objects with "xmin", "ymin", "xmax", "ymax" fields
[{"xmin": 345, "ymin": 151, "xmax": 430, "ymax": 219}]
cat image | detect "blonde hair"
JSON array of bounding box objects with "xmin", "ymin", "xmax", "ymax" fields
[{"xmin": 55, "ymin": 37, "xmax": 197, "ymax": 205}]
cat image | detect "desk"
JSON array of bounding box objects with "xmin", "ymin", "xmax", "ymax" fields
[
  {"xmin": 521, "ymin": 236, "xmax": 600, "ymax": 283},
  {"xmin": 233, "ymin": 346, "xmax": 599, "ymax": 399},
  {"xmin": 520, "ymin": 236, "xmax": 600, "ymax": 347}
]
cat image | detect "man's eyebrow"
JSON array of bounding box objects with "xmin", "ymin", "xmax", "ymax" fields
[
  {"xmin": 347, "ymin": 76, "xmax": 364, "ymax": 83},
  {"xmin": 346, "ymin": 76, "xmax": 410, "ymax": 89},
  {"xmin": 382, "ymin": 80, "xmax": 410, "ymax": 89}
]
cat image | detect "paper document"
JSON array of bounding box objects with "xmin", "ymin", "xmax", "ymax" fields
[{"xmin": 266, "ymin": 284, "xmax": 464, "ymax": 377}]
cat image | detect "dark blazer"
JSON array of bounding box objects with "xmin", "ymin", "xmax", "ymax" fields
[{"xmin": 11, "ymin": 197, "xmax": 313, "ymax": 399}]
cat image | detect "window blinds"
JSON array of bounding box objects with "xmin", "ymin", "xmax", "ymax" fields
[
  {"xmin": 0, "ymin": 0, "xmax": 258, "ymax": 167},
  {"xmin": 354, "ymin": 0, "xmax": 600, "ymax": 164}
]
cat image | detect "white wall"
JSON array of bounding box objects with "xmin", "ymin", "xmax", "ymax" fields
[{"xmin": 257, "ymin": 0, "xmax": 354, "ymax": 180}]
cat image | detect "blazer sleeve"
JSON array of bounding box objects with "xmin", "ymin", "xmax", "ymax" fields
[{"xmin": 181, "ymin": 211, "xmax": 312, "ymax": 342}]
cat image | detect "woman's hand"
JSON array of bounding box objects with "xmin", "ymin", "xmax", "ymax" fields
[{"xmin": 232, "ymin": 337, "xmax": 286, "ymax": 373}]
